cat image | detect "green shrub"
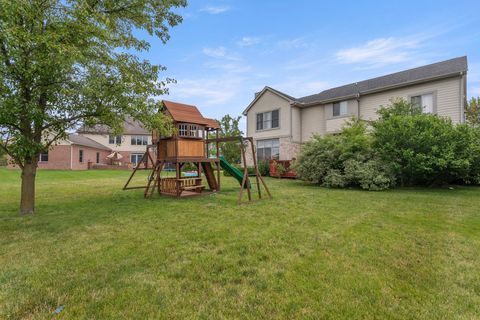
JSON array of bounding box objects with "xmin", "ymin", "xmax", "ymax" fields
[
  {"xmin": 296, "ymin": 118, "xmax": 394, "ymax": 190},
  {"xmin": 344, "ymin": 158, "xmax": 395, "ymax": 191},
  {"xmin": 372, "ymin": 99, "xmax": 479, "ymax": 186},
  {"xmin": 322, "ymin": 169, "xmax": 348, "ymax": 188},
  {"xmin": 257, "ymin": 160, "xmax": 270, "ymax": 177},
  {"xmin": 296, "ymin": 98, "xmax": 480, "ymax": 190}
]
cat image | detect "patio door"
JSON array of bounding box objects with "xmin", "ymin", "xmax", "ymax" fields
[{"xmin": 130, "ymin": 153, "xmax": 144, "ymax": 166}]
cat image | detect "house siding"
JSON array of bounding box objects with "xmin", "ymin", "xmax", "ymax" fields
[
  {"xmin": 301, "ymin": 105, "xmax": 326, "ymax": 141},
  {"xmin": 246, "ymin": 90, "xmax": 292, "ymax": 139},
  {"xmin": 359, "ymin": 77, "xmax": 462, "ymax": 122},
  {"xmin": 81, "ymin": 133, "xmax": 151, "ymax": 154}
]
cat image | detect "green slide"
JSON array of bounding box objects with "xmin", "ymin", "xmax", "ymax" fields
[{"xmin": 219, "ymin": 156, "xmax": 249, "ymax": 188}]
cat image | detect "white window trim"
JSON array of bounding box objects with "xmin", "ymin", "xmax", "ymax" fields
[
  {"xmin": 255, "ymin": 109, "xmax": 280, "ymax": 132},
  {"xmin": 256, "ymin": 138, "xmax": 280, "ymax": 161},
  {"xmin": 131, "ymin": 135, "xmax": 149, "ymax": 146},
  {"xmin": 332, "ymin": 101, "xmax": 349, "ymax": 118},
  {"xmin": 109, "ymin": 135, "xmax": 122, "ymax": 145},
  {"xmin": 38, "ymin": 152, "xmax": 49, "ymax": 162},
  {"xmin": 408, "ymin": 91, "xmax": 438, "ymax": 114}
]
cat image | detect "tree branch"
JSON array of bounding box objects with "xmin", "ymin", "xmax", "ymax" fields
[{"xmin": 0, "ymin": 138, "xmax": 24, "ymax": 169}]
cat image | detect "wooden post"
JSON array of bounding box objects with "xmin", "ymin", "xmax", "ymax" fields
[
  {"xmin": 250, "ymin": 138, "xmax": 262, "ymax": 199},
  {"xmin": 216, "ymin": 129, "xmax": 221, "ymax": 191},
  {"xmin": 124, "ymin": 150, "xmax": 148, "ymax": 190},
  {"xmin": 175, "ymin": 162, "xmax": 181, "ymax": 197},
  {"xmin": 239, "ymin": 140, "xmax": 252, "ymax": 203},
  {"xmin": 250, "ymin": 138, "xmax": 272, "ymax": 199}
]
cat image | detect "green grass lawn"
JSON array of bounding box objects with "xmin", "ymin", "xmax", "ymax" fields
[{"xmin": 1, "ymin": 168, "xmax": 479, "ymax": 319}]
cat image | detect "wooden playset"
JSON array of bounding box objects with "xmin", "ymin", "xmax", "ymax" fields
[{"xmin": 123, "ymin": 100, "xmax": 271, "ymax": 204}]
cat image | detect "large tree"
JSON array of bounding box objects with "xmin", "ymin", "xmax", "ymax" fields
[{"xmin": 0, "ymin": 0, "xmax": 185, "ymax": 214}]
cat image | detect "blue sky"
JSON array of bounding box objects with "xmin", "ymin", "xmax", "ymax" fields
[{"xmin": 141, "ymin": 1, "xmax": 480, "ymax": 129}]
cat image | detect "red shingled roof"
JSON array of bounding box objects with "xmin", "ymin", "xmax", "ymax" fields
[{"xmin": 162, "ymin": 100, "xmax": 219, "ymax": 129}]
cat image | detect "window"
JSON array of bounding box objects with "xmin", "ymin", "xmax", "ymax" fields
[
  {"xmin": 177, "ymin": 124, "xmax": 204, "ymax": 138},
  {"xmin": 257, "ymin": 139, "xmax": 280, "ymax": 161},
  {"xmin": 109, "ymin": 135, "xmax": 122, "ymax": 145},
  {"xmin": 411, "ymin": 93, "xmax": 434, "ymax": 113},
  {"xmin": 79, "ymin": 150, "xmax": 84, "ymax": 163},
  {"xmin": 130, "ymin": 153, "xmax": 144, "ymax": 166},
  {"xmin": 256, "ymin": 110, "xmax": 279, "ymax": 131},
  {"xmin": 96, "ymin": 152, "xmax": 100, "ymax": 164},
  {"xmin": 333, "ymin": 101, "xmax": 348, "ymax": 117},
  {"xmin": 131, "ymin": 135, "xmax": 148, "ymax": 145},
  {"xmin": 39, "ymin": 152, "xmax": 48, "ymax": 162}
]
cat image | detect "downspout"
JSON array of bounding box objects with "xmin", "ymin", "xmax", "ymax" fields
[
  {"xmin": 70, "ymin": 144, "xmax": 73, "ymax": 170},
  {"xmin": 355, "ymin": 82, "xmax": 361, "ymax": 118}
]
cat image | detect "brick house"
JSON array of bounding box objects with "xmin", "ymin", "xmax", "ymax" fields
[
  {"xmin": 77, "ymin": 117, "xmax": 152, "ymax": 167},
  {"xmin": 8, "ymin": 134, "xmax": 111, "ymax": 170},
  {"xmin": 7, "ymin": 118, "xmax": 152, "ymax": 170}
]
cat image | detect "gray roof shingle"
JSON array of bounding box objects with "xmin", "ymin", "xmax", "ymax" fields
[
  {"xmin": 68, "ymin": 134, "xmax": 111, "ymax": 150},
  {"xmin": 77, "ymin": 117, "xmax": 149, "ymax": 135},
  {"xmin": 293, "ymin": 56, "xmax": 467, "ymax": 105}
]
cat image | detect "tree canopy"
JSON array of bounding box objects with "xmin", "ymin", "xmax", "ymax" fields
[
  {"xmin": 465, "ymin": 97, "xmax": 480, "ymax": 126},
  {"xmin": 216, "ymin": 114, "xmax": 243, "ymax": 164},
  {"xmin": 0, "ymin": 0, "xmax": 186, "ymax": 214}
]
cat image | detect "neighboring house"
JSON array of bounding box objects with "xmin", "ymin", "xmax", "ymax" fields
[
  {"xmin": 243, "ymin": 56, "xmax": 468, "ymax": 165},
  {"xmin": 7, "ymin": 118, "xmax": 152, "ymax": 170},
  {"xmin": 8, "ymin": 134, "xmax": 111, "ymax": 170},
  {"xmin": 77, "ymin": 117, "xmax": 152, "ymax": 167}
]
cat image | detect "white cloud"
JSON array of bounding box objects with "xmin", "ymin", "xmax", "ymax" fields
[
  {"xmin": 202, "ymin": 46, "xmax": 227, "ymax": 59},
  {"xmin": 169, "ymin": 76, "xmax": 245, "ymax": 105},
  {"xmin": 200, "ymin": 6, "xmax": 230, "ymax": 14},
  {"xmin": 237, "ymin": 36, "xmax": 261, "ymax": 47},
  {"xmin": 202, "ymin": 46, "xmax": 241, "ymax": 61},
  {"xmin": 277, "ymin": 37, "xmax": 311, "ymax": 49},
  {"xmin": 204, "ymin": 61, "xmax": 251, "ymax": 73},
  {"xmin": 336, "ymin": 37, "xmax": 419, "ymax": 66}
]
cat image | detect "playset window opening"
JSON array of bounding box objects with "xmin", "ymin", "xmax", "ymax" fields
[{"xmin": 177, "ymin": 124, "xmax": 205, "ymax": 139}]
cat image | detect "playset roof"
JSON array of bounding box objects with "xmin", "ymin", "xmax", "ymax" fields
[{"xmin": 162, "ymin": 100, "xmax": 219, "ymax": 129}]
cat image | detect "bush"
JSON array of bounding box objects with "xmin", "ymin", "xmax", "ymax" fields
[
  {"xmin": 344, "ymin": 158, "xmax": 395, "ymax": 191},
  {"xmin": 373, "ymin": 99, "xmax": 480, "ymax": 186},
  {"xmin": 257, "ymin": 160, "xmax": 270, "ymax": 177},
  {"xmin": 295, "ymin": 118, "xmax": 394, "ymax": 190},
  {"xmin": 296, "ymin": 98, "xmax": 480, "ymax": 190}
]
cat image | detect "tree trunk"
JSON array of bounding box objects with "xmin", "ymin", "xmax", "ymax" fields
[{"xmin": 20, "ymin": 162, "xmax": 37, "ymax": 215}]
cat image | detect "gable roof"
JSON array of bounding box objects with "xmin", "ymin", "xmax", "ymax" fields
[
  {"xmin": 162, "ymin": 100, "xmax": 208, "ymax": 125},
  {"xmin": 162, "ymin": 100, "xmax": 220, "ymax": 129},
  {"xmin": 243, "ymin": 56, "xmax": 468, "ymax": 112},
  {"xmin": 67, "ymin": 134, "xmax": 111, "ymax": 150},
  {"xmin": 242, "ymin": 86, "xmax": 297, "ymax": 115},
  {"xmin": 77, "ymin": 117, "xmax": 149, "ymax": 135}
]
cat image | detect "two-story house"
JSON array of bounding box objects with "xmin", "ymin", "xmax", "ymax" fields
[
  {"xmin": 243, "ymin": 56, "xmax": 468, "ymax": 165},
  {"xmin": 8, "ymin": 118, "xmax": 152, "ymax": 170},
  {"xmin": 77, "ymin": 117, "xmax": 152, "ymax": 167}
]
